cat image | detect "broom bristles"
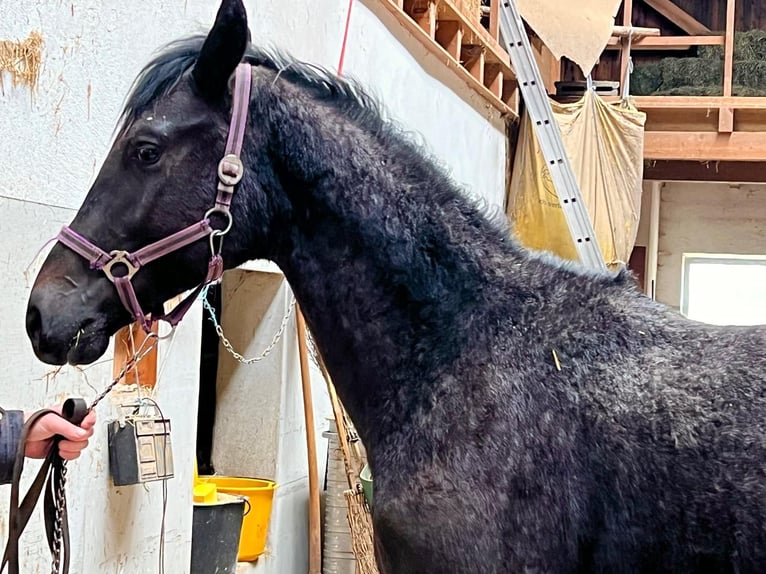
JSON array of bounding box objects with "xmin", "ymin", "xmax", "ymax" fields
[{"xmin": 344, "ymin": 489, "xmax": 380, "ymax": 574}]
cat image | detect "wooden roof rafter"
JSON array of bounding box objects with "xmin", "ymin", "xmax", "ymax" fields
[{"xmin": 640, "ymin": 0, "xmax": 713, "ymax": 36}]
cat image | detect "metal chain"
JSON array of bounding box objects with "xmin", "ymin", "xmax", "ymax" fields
[
  {"xmin": 51, "ymin": 463, "xmax": 66, "ymax": 574},
  {"xmin": 201, "ymin": 285, "xmax": 296, "ymax": 365},
  {"xmin": 50, "ymin": 281, "xmax": 294, "ymax": 572}
]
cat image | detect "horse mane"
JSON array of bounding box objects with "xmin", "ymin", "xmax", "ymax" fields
[
  {"xmin": 118, "ymin": 34, "xmax": 514, "ymax": 238},
  {"xmin": 119, "ymin": 34, "xmax": 385, "ymax": 136}
]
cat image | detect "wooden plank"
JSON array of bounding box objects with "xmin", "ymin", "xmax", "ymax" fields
[
  {"xmin": 719, "ymin": 0, "xmax": 736, "ymax": 132},
  {"xmin": 644, "ymin": 160, "xmax": 766, "ymax": 183},
  {"xmin": 718, "ymin": 106, "xmax": 734, "ymax": 133},
  {"xmin": 112, "ymin": 322, "xmax": 158, "ymax": 387},
  {"xmin": 463, "ymin": 44, "xmax": 485, "ymax": 83},
  {"xmin": 435, "ymin": 20, "xmax": 463, "ymax": 60},
  {"xmin": 606, "ymin": 35, "xmax": 725, "ymax": 49},
  {"xmin": 613, "ymin": 25, "xmax": 660, "ymax": 37},
  {"xmin": 608, "ymin": 96, "xmax": 766, "ymax": 110},
  {"xmin": 642, "ymin": 0, "xmax": 713, "ymax": 35},
  {"xmin": 489, "ymin": 0, "xmax": 499, "ymax": 41},
  {"xmin": 436, "ymin": 0, "xmax": 513, "ymax": 73},
  {"xmin": 722, "ymin": 0, "xmax": 735, "ymax": 97},
  {"xmin": 295, "ymin": 307, "xmax": 322, "ymax": 574},
  {"xmin": 484, "ymin": 63, "xmax": 503, "ymax": 98},
  {"xmin": 643, "ymin": 131, "xmax": 766, "ymax": 161},
  {"xmin": 404, "ymin": 0, "xmax": 437, "ymax": 38},
  {"xmin": 502, "ymin": 78, "xmax": 518, "ymax": 107},
  {"xmin": 372, "ymin": 0, "xmax": 516, "ymax": 116},
  {"xmin": 619, "ymin": 0, "xmax": 634, "ymax": 97},
  {"xmin": 531, "ymin": 36, "xmax": 560, "ymax": 95}
]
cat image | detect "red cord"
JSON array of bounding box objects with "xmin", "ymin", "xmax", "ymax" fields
[{"xmin": 337, "ymin": 0, "xmax": 355, "ymax": 76}]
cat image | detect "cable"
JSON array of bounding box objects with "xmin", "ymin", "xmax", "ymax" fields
[{"xmin": 337, "ymin": 0, "xmax": 355, "ymax": 76}]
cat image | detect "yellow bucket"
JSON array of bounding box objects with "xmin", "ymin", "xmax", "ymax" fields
[{"xmin": 199, "ymin": 476, "xmax": 277, "ymax": 561}]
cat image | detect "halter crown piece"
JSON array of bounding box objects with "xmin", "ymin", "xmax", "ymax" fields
[{"xmin": 57, "ymin": 63, "xmax": 253, "ymax": 333}]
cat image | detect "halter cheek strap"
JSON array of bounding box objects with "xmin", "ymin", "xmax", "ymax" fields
[{"xmin": 57, "ymin": 62, "xmax": 253, "ymax": 333}]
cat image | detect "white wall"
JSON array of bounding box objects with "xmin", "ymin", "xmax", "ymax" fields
[
  {"xmin": 0, "ymin": 2, "xmax": 218, "ymax": 572},
  {"xmin": 250, "ymin": 0, "xmax": 508, "ymax": 207},
  {"xmin": 645, "ymin": 182, "xmax": 766, "ymax": 309},
  {"xmin": 0, "ymin": 0, "xmax": 508, "ymax": 572}
]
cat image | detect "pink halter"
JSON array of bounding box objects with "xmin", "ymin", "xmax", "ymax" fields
[{"xmin": 57, "ymin": 63, "xmax": 253, "ymax": 332}]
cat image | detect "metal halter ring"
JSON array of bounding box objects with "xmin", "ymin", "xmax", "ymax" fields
[
  {"xmin": 218, "ymin": 154, "xmax": 244, "ymax": 186},
  {"xmin": 204, "ymin": 207, "xmax": 233, "ymax": 236},
  {"xmin": 102, "ymin": 250, "xmax": 139, "ymax": 282}
]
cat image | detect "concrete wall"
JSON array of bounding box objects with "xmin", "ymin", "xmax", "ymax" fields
[
  {"xmin": 655, "ymin": 182, "xmax": 766, "ymax": 309},
  {"xmin": 0, "ymin": 0, "xmax": 508, "ymax": 573}
]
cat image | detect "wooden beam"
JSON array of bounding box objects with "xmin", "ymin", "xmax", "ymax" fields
[
  {"xmin": 296, "ymin": 307, "xmax": 322, "ymax": 574},
  {"xmin": 435, "ymin": 20, "xmax": 463, "ymax": 59},
  {"xmin": 607, "ymin": 96, "xmax": 766, "ymax": 110},
  {"xmin": 612, "ymin": 25, "xmax": 660, "ymax": 37},
  {"xmin": 619, "ymin": 0, "xmax": 634, "ymax": 96},
  {"xmin": 371, "ymin": 0, "xmax": 516, "ymax": 116},
  {"xmin": 531, "ymin": 36, "xmax": 561, "ymax": 95},
  {"xmin": 113, "ymin": 322, "xmax": 159, "ymax": 387},
  {"xmin": 606, "ymin": 35, "xmax": 725, "ymax": 50},
  {"xmin": 645, "ymin": 181, "xmax": 662, "ymax": 299},
  {"xmin": 719, "ymin": 0, "xmax": 736, "ymax": 131},
  {"xmin": 463, "ymin": 44, "xmax": 485, "ymax": 83},
  {"xmin": 405, "ymin": 0, "xmax": 437, "ymax": 38},
  {"xmin": 488, "ymin": 0, "xmax": 499, "ymax": 41},
  {"xmin": 644, "ymin": 160, "xmax": 766, "ymax": 183},
  {"xmin": 642, "ymin": 0, "xmax": 713, "ymax": 35},
  {"xmin": 643, "ymin": 131, "xmax": 766, "ymax": 161},
  {"xmin": 484, "ymin": 63, "xmax": 503, "ymax": 98},
  {"xmin": 436, "ymin": 0, "xmax": 513, "ymax": 71}
]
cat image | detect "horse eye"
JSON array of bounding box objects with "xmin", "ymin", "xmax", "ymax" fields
[{"xmin": 135, "ymin": 144, "xmax": 160, "ymax": 165}]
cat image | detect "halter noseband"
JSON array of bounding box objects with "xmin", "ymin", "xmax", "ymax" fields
[{"xmin": 57, "ymin": 62, "xmax": 253, "ymax": 333}]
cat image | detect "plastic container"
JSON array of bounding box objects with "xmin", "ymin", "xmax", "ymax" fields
[
  {"xmin": 190, "ymin": 492, "xmax": 246, "ymax": 574},
  {"xmin": 360, "ymin": 463, "xmax": 373, "ymax": 507},
  {"xmin": 200, "ymin": 476, "xmax": 277, "ymax": 561}
]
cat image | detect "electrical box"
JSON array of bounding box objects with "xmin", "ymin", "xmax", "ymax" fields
[{"xmin": 108, "ymin": 410, "xmax": 174, "ymax": 486}]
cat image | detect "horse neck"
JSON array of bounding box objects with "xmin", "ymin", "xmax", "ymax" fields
[{"xmin": 252, "ymin": 86, "xmax": 515, "ymax": 446}]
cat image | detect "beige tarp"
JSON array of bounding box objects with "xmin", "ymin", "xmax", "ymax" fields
[
  {"xmin": 517, "ymin": 0, "xmax": 622, "ymax": 76},
  {"xmin": 507, "ymin": 90, "xmax": 647, "ymax": 267}
]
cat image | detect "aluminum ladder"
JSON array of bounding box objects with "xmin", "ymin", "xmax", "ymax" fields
[{"xmin": 498, "ymin": 0, "xmax": 608, "ymax": 271}]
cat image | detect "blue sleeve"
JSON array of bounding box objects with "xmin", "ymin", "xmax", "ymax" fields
[{"xmin": 0, "ymin": 409, "xmax": 24, "ymax": 484}]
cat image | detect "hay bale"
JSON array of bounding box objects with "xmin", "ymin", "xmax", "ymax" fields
[
  {"xmin": 630, "ymin": 63, "xmax": 662, "ymax": 95},
  {"xmin": 629, "ymin": 29, "xmax": 766, "ymax": 96},
  {"xmin": 732, "ymin": 84, "xmax": 766, "ymax": 96},
  {"xmin": 698, "ymin": 44, "xmax": 723, "ymax": 60},
  {"xmin": 734, "ymin": 30, "xmax": 766, "ymax": 61},
  {"xmin": 734, "ymin": 60, "xmax": 766, "ymax": 90},
  {"xmin": 658, "ymin": 57, "xmax": 722, "ymax": 89},
  {"xmin": 655, "ymin": 85, "xmax": 723, "ymax": 96}
]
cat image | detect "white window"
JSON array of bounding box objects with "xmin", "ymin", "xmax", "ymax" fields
[{"xmin": 680, "ymin": 254, "xmax": 766, "ymax": 326}]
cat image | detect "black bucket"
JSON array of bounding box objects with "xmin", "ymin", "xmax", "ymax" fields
[{"xmin": 190, "ymin": 493, "xmax": 246, "ymax": 574}]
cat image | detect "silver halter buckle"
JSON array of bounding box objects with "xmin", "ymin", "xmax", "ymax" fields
[{"xmin": 102, "ymin": 250, "xmax": 139, "ymax": 282}]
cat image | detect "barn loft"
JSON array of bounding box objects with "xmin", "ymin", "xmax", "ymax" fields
[{"xmin": 0, "ymin": 0, "xmax": 764, "ymax": 573}]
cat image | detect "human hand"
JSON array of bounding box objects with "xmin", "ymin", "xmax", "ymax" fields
[{"xmin": 24, "ymin": 406, "xmax": 96, "ymax": 460}]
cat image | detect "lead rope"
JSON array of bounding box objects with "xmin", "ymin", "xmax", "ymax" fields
[
  {"xmin": 52, "ymin": 334, "xmax": 160, "ymax": 574},
  {"xmin": 1, "ymin": 333, "xmax": 160, "ymax": 574}
]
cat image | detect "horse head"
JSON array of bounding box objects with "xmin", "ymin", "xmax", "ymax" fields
[{"xmin": 26, "ymin": 0, "xmax": 272, "ymax": 365}]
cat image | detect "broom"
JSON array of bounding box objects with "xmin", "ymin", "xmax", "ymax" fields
[{"xmin": 308, "ymin": 333, "xmax": 379, "ymax": 573}]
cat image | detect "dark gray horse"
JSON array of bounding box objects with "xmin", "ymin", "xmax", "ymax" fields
[{"xmin": 25, "ymin": 1, "xmax": 766, "ymax": 572}]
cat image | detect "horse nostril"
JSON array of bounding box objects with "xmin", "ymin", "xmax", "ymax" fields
[{"xmin": 26, "ymin": 304, "xmax": 43, "ymax": 346}]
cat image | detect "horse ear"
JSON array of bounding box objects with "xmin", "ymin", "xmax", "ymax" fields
[{"xmin": 192, "ymin": 0, "xmax": 250, "ymax": 101}]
